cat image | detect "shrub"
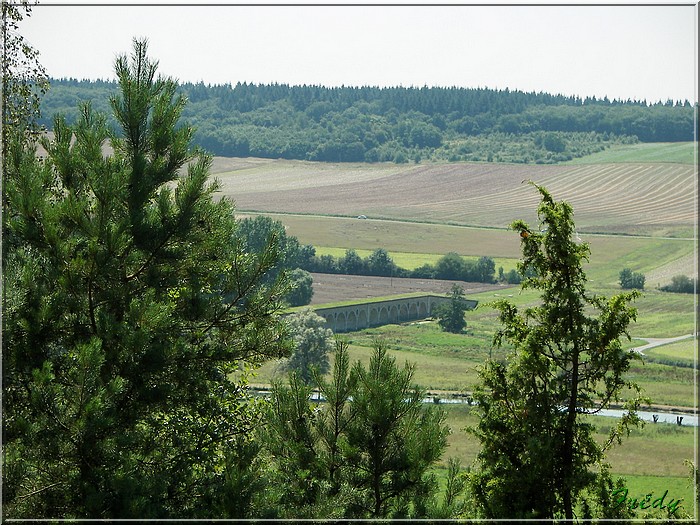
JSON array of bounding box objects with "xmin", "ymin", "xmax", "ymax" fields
[
  {"xmin": 286, "ymin": 269, "xmax": 314, "ymax": 306},
  {"xmin": 619, "ymin": 268, "xmax": 645, "ymax": 290},
  {"xmin": 660, "ymin": 274, "xmax": 697, "ymax": 294}
]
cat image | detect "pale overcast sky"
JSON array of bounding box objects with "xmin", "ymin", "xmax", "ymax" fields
[{"xmin": 20, "ymin": 1, "xmax": 698, "ymax": 104}]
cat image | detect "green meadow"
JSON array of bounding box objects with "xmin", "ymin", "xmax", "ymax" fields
[
  {"xmin": 254, "ymin": 318, "xmax": 696, "ymax": 409},
  {"xmin": 564, "ymin": 141, "xmax": 697, "ymax": 165},
  {"xmin": 429, "ymin": 405, "xmax": 695, "ymax": 510},
  {"xmin": 644, "ymin": 338, "xmax": 697, "ymax": 368}
]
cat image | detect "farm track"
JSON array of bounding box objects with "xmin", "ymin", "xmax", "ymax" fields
[{"xmin": 217, "ymin": 160, "xmax": 696, "ymax": 236}]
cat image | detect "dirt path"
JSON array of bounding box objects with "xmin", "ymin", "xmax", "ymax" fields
[{"xmin": 631, "ymin": 334, "xmax": 696, "ymax": 355}]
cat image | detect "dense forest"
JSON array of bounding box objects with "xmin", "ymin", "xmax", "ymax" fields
[{"xmin": 40, "ymin": 78, "xmax": 696, "ymax": 164}]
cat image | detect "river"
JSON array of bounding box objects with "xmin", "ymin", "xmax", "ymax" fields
[{"xmin": 423, "ymin": 396, "xmax": 698, "ymax": 427}]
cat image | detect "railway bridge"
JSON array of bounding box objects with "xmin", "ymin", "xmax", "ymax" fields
[{"xmin": 312, "ymin": 294, "xmax": 478, "ymax": 333}]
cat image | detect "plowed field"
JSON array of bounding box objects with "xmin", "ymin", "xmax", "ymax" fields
[
  {"xmin": 308, "ymin": 273, "xmax": 506, "ymax": 305},
  {"xmin": 213, "ymin": 159, "xmax": 696, "ymax": 237}
]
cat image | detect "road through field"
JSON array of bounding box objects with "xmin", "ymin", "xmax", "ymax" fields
[{"xmin": 631, "ymin": 334, "xmax": 696, "ymax": 355}]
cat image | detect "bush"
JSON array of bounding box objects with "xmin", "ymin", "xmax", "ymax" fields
[
  {"xmin": 285, "ymin": 269, "xmax": 314, "ymax": 306},
  {"xmin": 434, "ymin": 252, "xmax": 467, "ymax": 281},
  {"xmin": 660, "ymin": 274, "xmax": 697, "ymax": 294},
  {"xmin": 435, "ymin": 284, "xmax": 469, "ymax": 334},
  {"xmin": 619, "ymin": 268, "xmax": 645, "ymax": 290},
  {"xmin": 505, "ymin": 269, "xmax": 522, "ymax": 284},
  {"xmin": 281, "ymin": 309, "xmax": 333, "ymax": 384}
]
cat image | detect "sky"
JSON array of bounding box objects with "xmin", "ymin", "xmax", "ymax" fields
[{"xmin": 19, "ymin": 1, "xmax": 698, "ymax": 104}]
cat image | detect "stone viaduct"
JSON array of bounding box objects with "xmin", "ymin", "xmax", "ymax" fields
[{"xmin": 312, "ymin": 294, "xmax": 478, "ymax": 333}]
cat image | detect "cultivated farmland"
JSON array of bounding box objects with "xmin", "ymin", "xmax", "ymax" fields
[
  {"xmin": 307, "ymin": 272, "xmax": 506, "ymax": 305},
  {"xmin": 215, "ymin": 159, "xmax": 696, "ymax": 237}
]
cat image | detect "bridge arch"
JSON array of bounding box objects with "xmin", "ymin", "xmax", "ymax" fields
[
  {"xmin": 308, "ymin": 294, "xmax": 477, "ymax": 333},
  {"xmin": 347, "ymin": 310, "xmax": 357, "ymax": 331}
]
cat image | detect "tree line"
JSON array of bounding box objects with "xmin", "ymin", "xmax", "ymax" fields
[
  {"xmin": 39, "ymin": 77, "xmax": 695, "ymax": 165},
  {"xmin": 302, "ymin": 247, "xmax": 497, "ymax": 283},
  {"xmin": 235, "ymin": 216, "xmax": 502, "ymax": 297}
]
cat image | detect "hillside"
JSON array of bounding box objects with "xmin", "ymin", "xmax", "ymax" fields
[
  {"xmin": 211, "ymin": 157, "xmax": 696, "ymax": 238},
  {"xmin": 40, "ymin": 78, "xmax": 696, "ymax": 165}
]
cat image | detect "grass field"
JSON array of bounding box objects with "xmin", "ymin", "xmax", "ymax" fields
[
  {"xmin": 245, "ymin": 213, "xmax": 695, "ymax": 289},
  {"xmin": 313, "ymin": 246, "xmax": 523, "ymax": 275},
  {"xmin": 420, "ymin": 405, "xmax": 695, "ymax": 508},
  {"xmin": 564, "ymin": 142, "xmax": 697, "ymax": 165},
  {"xmin": 254, "ymin": 317, "xmax": 696, "ymax": 408},
  {"xmin": 428, "ymin": 465, "xmax": 695, "ymax": 519},
  {"xmin": 644, "ymin": 338, "xmax": 697, "ymax": 368}
]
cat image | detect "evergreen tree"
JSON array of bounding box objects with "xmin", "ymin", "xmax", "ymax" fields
[
  {"xmin": 467, "ymin": 182, "xmax": 646, "ymax": 520},
  {"xmin": 2, "ymin": 39, "xmax": 290, "ymax": 518},
  {"xmin": 265, "ymin": 341, "xmax": 450, "ymax": 518},
  {"xmin": 344, "ymin": 342, "xmax": 448, "ymax": 517}
]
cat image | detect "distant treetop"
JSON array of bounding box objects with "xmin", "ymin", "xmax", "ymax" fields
[{"xmin": 39, "ymin": 79, "xmax": 696, "ymax": 164}]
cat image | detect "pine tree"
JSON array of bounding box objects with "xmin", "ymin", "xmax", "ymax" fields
[
  {"xmin": 2, "ymin": 39, "xmax": 291, "ymax": 518},
  {"xmin": 344, "ymin": 342, "xmax": 449, "ymax": 517},
  {"xmin": 467, "ymin": 182, "xmax": 646, "ymax": 520},
  {"xmin": 265, "ymin": 340, "xmax": 450, "ymax": 518}
]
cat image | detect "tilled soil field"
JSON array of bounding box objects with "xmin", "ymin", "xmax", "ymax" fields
[
  {"xmin": 216, "ymin": 159, "xmax": 695, "ymax": 236},
  {"xmin": 308, "ymin": 272, "xmax": 508, "ymax": 305}
]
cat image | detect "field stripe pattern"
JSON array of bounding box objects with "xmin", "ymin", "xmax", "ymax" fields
[{"xmin": 217, "ymin": 161, "xmax": 696, "ymax": 236}]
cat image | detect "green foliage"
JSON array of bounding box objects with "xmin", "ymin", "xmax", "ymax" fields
[
  {"xmin": 2, "ymin": 39, "xmax": 291, "ymax": 519},
  {"xmin": 285, "ymin": 268, "xmax": 313, "ymax": 307},
  {"xmin": 339, "ymin": 248, "xmax": 367, "ymax": 275},
  {"xmin": 619, "ymin": 267, "xmax": 646, "ymax": 290},
  {"xmin": 345, "ymin": 342, "xmax": 448, "ymax": 517},
  {"xmin": 542, "ymin": 132, "xmax": 566, "ymax": 152},
  {"xmin": 235, "ymin": 216, "xmax": 316, "ymax": 306},
  {"xmin": 236, "ymin": 214, "xmax": 313, "ymax": 272},
  {"xmin": 427, "ymin": 458, "xmax": 472, "ymax": 518},
  {"xmin": 432, "ymin": 253, "xmax": 496, "ymax": 283},
  {"xmin": 366, "ymin": 248, "xmax": 398, "ymax": 277},
  {"xmin": 303, "ymin": 248, "xmax": 496, "ymax": 284},
  {"xmin": 435, "ymin": 252, "xmax": 467, "ymax": 280},
  {"xmin": 281, "ymin": 309, "xmax": 333, "ymax": 384},
  {"xmin": 39, "ymin": 79, "xmax": 696, "ymax": 165},
  {"xmin": 435, "ymin": 284, "xmax": 469, "ymax": 334},
  {"xmin": 660, "ymin": 274, "xmax": 697, "ymax": 294},
  {"xmin": 1, "ymin": 1, "xmax": 50, "ymax": 147},
  {"xmin": 468, "ymin": 183, "xmax": 647, "ymax": 520},
  {"xmin": 264, "ymin": 340, "xmax": 452, "ymax": 518}
]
